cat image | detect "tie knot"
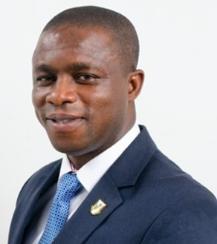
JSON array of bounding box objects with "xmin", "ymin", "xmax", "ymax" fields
[{"xmin": 57, "ymin": 172, "xmax": 81, "ymax": 200}]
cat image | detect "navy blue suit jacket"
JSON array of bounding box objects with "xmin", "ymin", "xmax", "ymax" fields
[{"xmin": 9, "ymin": 126, "xmax": 217, "ymax": 243}]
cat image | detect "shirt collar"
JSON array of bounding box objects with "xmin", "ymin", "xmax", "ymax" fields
[{"xmin": 59, "ymin": 124, "xmax": 140, "ymax": 192}]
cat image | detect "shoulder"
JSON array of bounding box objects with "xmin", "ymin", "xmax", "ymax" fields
[
  {"xmin": 137, "ymin": 150, "xmax": 217, "ymax": 242},
  {"xmin": 139, "ymin": 149, "xmax": 217, "ymax": 206},
  {"xmin": 16, "ymin": 159, "xmax": 62, "ymax": 206}
]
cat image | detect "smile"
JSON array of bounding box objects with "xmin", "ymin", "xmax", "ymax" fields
[
  {"xmin": 46, "ymin": 113, "xmax": 85, "ymax": 131},
  {"xmin": 49, "ymin": 118, "xmax": 80, "ymax": 124}
]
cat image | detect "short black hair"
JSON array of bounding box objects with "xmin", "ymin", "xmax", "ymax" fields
[{"xmin": 42, "ymin": 6, "xmax": 139, "ymax": 72}]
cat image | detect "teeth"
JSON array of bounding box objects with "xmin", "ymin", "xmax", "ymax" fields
[
  {"xmin": 48, "ymin": 117, "xmax": 82, "ymax": 125},
  {"xmin": 61, "ymin": 119, "xmax": 72, "ymax": 123},
  {"xmin": 54, "ymin": 119, "xmax": 72, "ymax": 123}
]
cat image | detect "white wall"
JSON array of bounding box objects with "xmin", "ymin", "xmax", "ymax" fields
[{"xmin": 1, "ymin": 0, "xmax": 216, "ymax": 242}]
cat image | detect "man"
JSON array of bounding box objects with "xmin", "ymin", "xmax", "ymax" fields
[{"xmin": 9, "ymin": 6, "xmax": 217, "ymax": 244}]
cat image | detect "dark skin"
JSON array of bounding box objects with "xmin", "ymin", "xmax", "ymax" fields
[{"xmin": 32, "ymin": 24, "xmax": 144, "ymax": 169}]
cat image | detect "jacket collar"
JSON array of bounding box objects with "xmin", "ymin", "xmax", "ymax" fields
[{"xmin": 109, "ymin": 125, "xmax": 157, "ymax": 187}]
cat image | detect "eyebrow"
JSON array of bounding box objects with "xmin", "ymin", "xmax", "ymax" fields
[
  {"xmin": 69, "ymin": 62, "xmax": 91, "ymax": 71},
  {"xmin": 34, "ymin": 62, "xmax": 96, "ymax": 73},
  {"xmin": 34, "ymin": 64, "xmax": 56, "ymax": 73}
]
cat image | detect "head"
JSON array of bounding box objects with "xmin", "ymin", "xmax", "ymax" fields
[{"xmin": 32, "ymin": 6, "xmax": 144, "ymax": 169}]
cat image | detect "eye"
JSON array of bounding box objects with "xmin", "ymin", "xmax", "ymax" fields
[
  {"xmin": 74, "ymin": 73, "xmax": 99, "ymax": 84},
  {"xmin": 34, "ymin": 75, "xmax": 56, "ymax": 86}
]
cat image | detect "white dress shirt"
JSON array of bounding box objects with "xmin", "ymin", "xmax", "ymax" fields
[{"xmin": 26, "ymin": 124, "xmax": 140, "ymax": 244}]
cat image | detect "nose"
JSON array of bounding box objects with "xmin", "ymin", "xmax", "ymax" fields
[{"xmin": 46, "ymin": 75, "xmax": 77, "ymax": 106}]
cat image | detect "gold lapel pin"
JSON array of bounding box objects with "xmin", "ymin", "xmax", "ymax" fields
[{"xmin": 90, "ymin": 199, "xmax": 107, "ymax": 216}]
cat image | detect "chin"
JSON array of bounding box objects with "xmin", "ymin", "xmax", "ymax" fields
[{"xmin": 50, "ymin": 139, "xmax": 88, "ymax": 154}]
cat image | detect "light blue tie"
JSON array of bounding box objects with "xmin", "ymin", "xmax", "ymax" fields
[{"xmin": 39, "ymin": 172, "xmax": 81, "ymax": 244}]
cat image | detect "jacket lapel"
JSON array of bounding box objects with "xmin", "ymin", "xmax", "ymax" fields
[
  {"xmin": 9, "ymin": 160, "xmax": 61, "ymax": 244},
  {"xmin": 54, "ymin": 173, "xmax": 123, "ymax": 244},
  {"xmin": 55, "ymin": 126, "xmax": 157, "ymax": 243}
]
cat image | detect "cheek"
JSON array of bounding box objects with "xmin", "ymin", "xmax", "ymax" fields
[
  {"xmin": 32, "ymin": 88, "xmax": 47, "ymax": 124},
  {"xmin": 32, "ymin": 87, "xmax": 47, "ymax": 108},
  {"xmin": 88, "ymin": 88, "xmax": 128, "ymax": 126}
]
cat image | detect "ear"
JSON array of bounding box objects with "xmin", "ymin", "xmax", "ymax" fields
[{"xmin": 128, "ymin": 69, "xmax": 144, "ymax": 101}]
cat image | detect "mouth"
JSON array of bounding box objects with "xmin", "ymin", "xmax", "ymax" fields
[{"xmin": 45, "ymin": 113, "xmax": 85, "ymax": 131}]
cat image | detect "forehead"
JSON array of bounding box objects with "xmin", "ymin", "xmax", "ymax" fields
[{"xmin": 33, "ymin": 25, "xmax": 119, "ymax": 64}]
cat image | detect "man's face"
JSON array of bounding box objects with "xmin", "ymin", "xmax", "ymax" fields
[{"xmin": 32, "ymin": 25, "xmax": 140, "ymax": 167}]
